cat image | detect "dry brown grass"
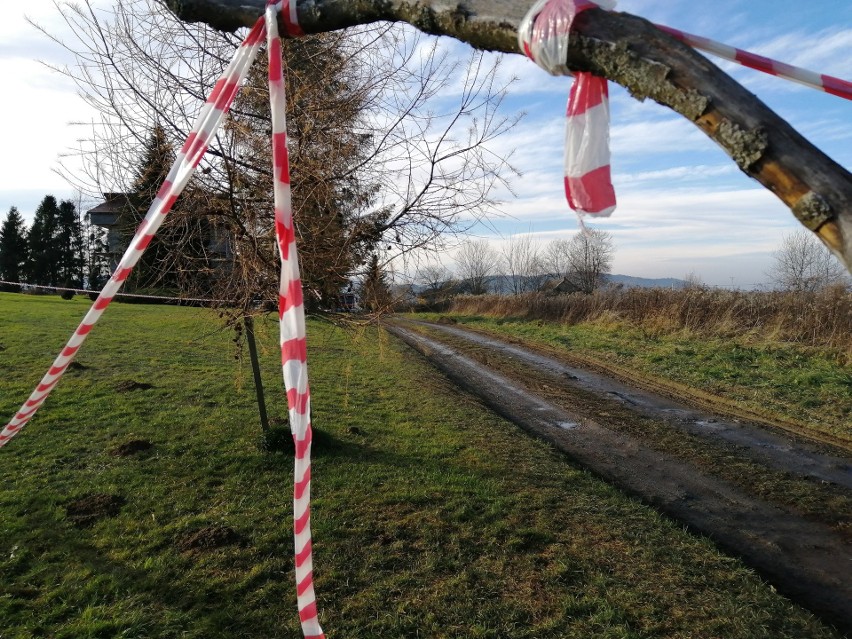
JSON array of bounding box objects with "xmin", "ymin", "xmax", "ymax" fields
[{"xmin": 450, "ymin": 285, "xmax": 852, "ymax": 359}]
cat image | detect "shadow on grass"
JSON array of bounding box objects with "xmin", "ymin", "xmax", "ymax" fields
[{"xmin": 258, "ymin": 426, "xmax": 369, "ymax": 459}]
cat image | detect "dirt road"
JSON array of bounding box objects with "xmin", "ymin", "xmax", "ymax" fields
[{"xmin": 388, "ymin": 319, "xmax": 852, "ymax": 635}]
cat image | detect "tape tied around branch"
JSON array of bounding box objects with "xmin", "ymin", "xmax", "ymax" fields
[
  {"xmin": 519, "ymin": 0, "xmax": 852, "ymax": 219},
  {"xmin": 519, "ymin": 0, "xmax": 617, "ymax": 218}
]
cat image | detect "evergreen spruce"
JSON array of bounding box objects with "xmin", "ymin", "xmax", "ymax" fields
[
  {"xmin": 55, "ymin": 199, "xmax": 85, "ymax": 288},
  {"xmin": 124, "ymin": 124, "xmax": 212, "ymax": 293},
  {"xmin": 359, "ymin": 254, "xmax": 391, "ymax": 312},
  {"xmin": 28, "ymin": 196, "xmax": 61, "ymax": 285},
  {"xmin": 82, "ymin": 215, "xmax": 110, "ymax": 291},
  {"xmin": 125, "ymin": 124, "xmax": 177, "ymax": 290},
  {"xmin": 226, "ymin": 36, "xmax": 387, "ymax": 311},
  {"xmin": 0, "ymin": 207, "xmax": 29, "ymax": 291}
]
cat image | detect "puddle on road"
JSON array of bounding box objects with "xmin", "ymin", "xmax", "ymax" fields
[
  {"xmin": 694, "ymin": 419, "xmax": 723, "ymax": 429},
  {"xmin": 557, "ymin": 421, "xmax": 580, "ymax": 431}
]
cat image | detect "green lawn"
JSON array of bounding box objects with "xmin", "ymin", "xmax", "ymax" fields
[{"xmin": 0, "ymin": 293, "xmax": 841, "ymax": 638}]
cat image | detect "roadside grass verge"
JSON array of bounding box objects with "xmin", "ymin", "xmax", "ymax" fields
[
  {"xmin": 414, "ymin": 309, "xmax": 851, "ymax": 448},
  {"xmin": 0, "ymin": 292, "xmax": 841, "ymax": 638}
]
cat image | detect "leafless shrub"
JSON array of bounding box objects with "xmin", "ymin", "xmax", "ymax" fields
[{"xmin": 500, "ymin": 234, "xmax": 545, "ymax": 294}]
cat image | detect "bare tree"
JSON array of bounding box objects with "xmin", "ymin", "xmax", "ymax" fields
[
  {"xmin": 165, "ymin": 0, "xmax": 852, "ymax": 272},
  {"xmin": 41, "ymin": 0, "xmax": 519, "ymax": 311},
  {"xmin": 768, "ymin": 230, "xmax": 849, "ymax": 292},
  {"xmin": 455, "ymin": 239, "xmax": 498, "ymax": 295},
  {"xmin": 682, "ymin": 271, "xmax": 704, "ymax": 289},
  {"xmin": 564, "ymin": 229, "xmax": 614, "ymax": 294},
  {"xmin": 542, "ymin": 238, "xmax": 572, "ymax": 279},
  {"xmin": 417, "ymin": 262, "xmax": 454, "ymax": 294},
  {"xmin": 500, "ymin": 234, "xmax": 544, "ymax": 295}
]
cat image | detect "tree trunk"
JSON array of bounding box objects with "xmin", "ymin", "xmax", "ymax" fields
[
  {"xmin": 164, "ymin": 0, "xmax": 852, "ymax": 271},
  {"xmin": 244, "ymin": 315, "xmax": 270, "ymax": 433}
]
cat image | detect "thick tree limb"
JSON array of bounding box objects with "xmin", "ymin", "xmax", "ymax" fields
[{"xmin": 164, "ymin": 0, "xmax": 852, "ymax": 270}]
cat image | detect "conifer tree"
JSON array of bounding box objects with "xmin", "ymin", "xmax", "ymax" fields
[
  {"xmin": 55, "ymin": 199, "xmax": 85, "ymax": 288},
  {"xmin": 82, "ymin": 215, "xmax": 110, "ymax": 291},
  {"xmin": 359, "ymin": 254, "xmax": 391, "ymax": 312},
  {"xmin": 28, "ymin": 196, "xmax": 61, "ymax": 285},
  {"xmin": 0, "ymin": 207, "xmax": 29, "ymax": 291},
  {"xmin": 221, "ymin": 34, "xmax": 387, "ymax": 311},
  {"xmin": 124, "ymin": 124, "xmax": 175, "ymax": 290},
  {"xmin": 124, "ymin": 124, "xmax": 211, "ymax": 293}
]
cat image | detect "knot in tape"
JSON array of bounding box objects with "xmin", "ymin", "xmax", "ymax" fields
[
  {"xmin": 518, "ymin": 0, "xmax": 618, "ymax": 218},
  {"xmin": 518, "ymin": 0, "xmax": 615, "ymax": 75},
  {"xmin": 267, "ymin": 0, "xmax": 304, "ymax": 37}
]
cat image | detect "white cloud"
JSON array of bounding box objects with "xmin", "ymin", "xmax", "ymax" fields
[{"xmin": 618, "ymin": 164, "xmax": 735, "ymax": 184}]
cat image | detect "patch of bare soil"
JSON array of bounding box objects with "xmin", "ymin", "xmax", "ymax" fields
[
  {"xmin": 65, "ymin": 494, "xmax": 125, "ymax": 527},
  {"xmin": 111, "ymin": 439, "xmax": 153, "ymax": 457},
  {"xmin": 176, "ymin": 525, "xmax": 242, "ymax": 553},
  {"xmin": 116, "ymin": 380, "xmax": 153, "ymax": 392},
  {"xmin": 388, "ymin": 320, "xmax": 852, "ymax": 634},
  {"xmin": 436, "ymin": 316, "xmax": 458, "ymax": 325}
]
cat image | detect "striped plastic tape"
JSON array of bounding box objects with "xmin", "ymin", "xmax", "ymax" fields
[
  {"xmin": 518, "ymin": 0, "xmax": 617, "ymax": 217},
  {"xmin": 265, "ymin": 2, "xmax": 325, "ymax": 637},
  {"xmin": 3, "ymin": 3, "xmax": 324, "ymax": 637},
  {"xmin": 0, "ymin": 15, "xmax": 266, "ymax": 448},
  {"xmin": 655, "ymin": 25, "xmax": 852, "ymax": 102}
]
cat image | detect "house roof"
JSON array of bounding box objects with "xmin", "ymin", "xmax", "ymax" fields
[{"xmin": 87, "ymin": 193, "xmax": 131, "ymax": 215}]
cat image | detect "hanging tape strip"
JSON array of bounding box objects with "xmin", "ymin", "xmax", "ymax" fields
[
  {"xmin": 519, "ymin": 0, "xmax": 617, "ymax": 217},
  {"xmin": 265, "ymin": 2, "xmax": 325, "ymax": 637},
  {"xmin": 518, "ymin": 0, "xmax": 852, "ymax": 218},
  {"xmin": 522, "ymin": 0, "xmax": 851, "ymax": 100}
]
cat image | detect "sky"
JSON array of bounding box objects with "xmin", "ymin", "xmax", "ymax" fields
[{"xmin": 0, "ymin": 0, "xmax": 849, "ymax": 287}]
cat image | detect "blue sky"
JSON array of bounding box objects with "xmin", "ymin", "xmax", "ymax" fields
[{"xmin": 0, "ymin": 0, "xmax": 849, "ymax": 287}]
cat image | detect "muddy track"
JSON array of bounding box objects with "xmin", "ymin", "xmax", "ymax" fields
[{"xmin": 387, "ymin": 319, "xmax": 852, "ymax": 635}]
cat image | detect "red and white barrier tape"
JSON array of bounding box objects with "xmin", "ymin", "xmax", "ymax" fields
[
  {"xmin": 519, "ymin": 0, "xmax": 852, "ymax": 219},
  {"xmin": 3, "ymin": 3, "xmax": 324, "ymax": 636},
  {"xmin": 519, "ymin": 0, "xmax": 617, "ymax": 217},
  {"xmin": 0, "ymin": 21, "xmax": 264, "ymax": 448},
  {"xmin": 265, "ymin": 3, "xmax": 325, "ymax": 638},
  {"xmin": 655, "ymin": 25, "xmax": 852, "ymax": 102}
]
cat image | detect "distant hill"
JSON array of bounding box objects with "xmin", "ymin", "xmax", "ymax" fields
[
  {"xmin": 605, "ymin": 274, "xmax": 690, "ymax": 289},
  {"xmin": 485, "ymin": 273, "xmax": 689, "ymax": 293},
  {"xmin": 411, "ymin": 273, "xmax": 690, "ymax": 295}
]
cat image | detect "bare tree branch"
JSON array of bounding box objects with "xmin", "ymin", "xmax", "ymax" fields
[{"xmin": 164, "ymin": 0, "xmax": 852, "ymax": 271}]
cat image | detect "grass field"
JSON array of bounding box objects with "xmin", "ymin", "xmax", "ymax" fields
[{"xmin": 0, "ymin": 293, "xmax": 842, "ymax": 638}]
